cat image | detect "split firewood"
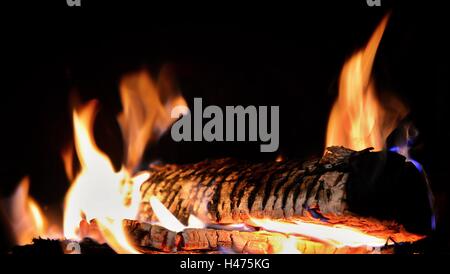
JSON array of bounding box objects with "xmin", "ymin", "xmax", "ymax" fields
[
  {"xmin": 139, "ymin": 146, "xmax": 432, "ymax": 233},
  {"xmin": 122, "ymin": 219, "xmax": 387, "ymax": 254}
]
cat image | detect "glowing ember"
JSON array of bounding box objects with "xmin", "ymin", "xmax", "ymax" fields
[
  {"xmin": 274, "ymin": 236, "xmax": 303, "ymax": 254},
  {"xmin": 275, "ymin": 155, "xmax": 284, "ymax": 162},
  {"xmin": 142, "ymin": 197, "xmax": 414, "ymax": 253},
  {"xmin": 326, "ymin": 15, "xmax": 407, "ymax": 151}
]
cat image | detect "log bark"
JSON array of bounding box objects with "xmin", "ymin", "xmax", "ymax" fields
[
  {"xmin": 139, "ymin": 146, "xmax": 355, "ymax": 225},
  {"xmin": 139, "ymin": 146, "xmax": 432, "ymax": 234}
]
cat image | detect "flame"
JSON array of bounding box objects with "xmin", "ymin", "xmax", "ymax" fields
[
  {"xmin": 187, "ymin": 214, "xmax": 206, "ymax": 229},
  {"xmin": 149, "ymin": 196, "xmax": 205, "ymax": 232},
  {"xmin": 61, "ymin": 144, "xmax": 74, "ymax": 182},
  {"xmin": 28, "ymin": 199, "xmax": 45, "ymax": 234},
  {"xmin": 147, "ymin": 198, "xmax": 392, "ymax": 253},
  {"xmin": 326, "ymin": 15, "xmax": 407, "ymax": 151},
  {"xmin": 149, "ymin": 196, "xmax": 186, "ymax": 232},
  {"xmin": 389, "ymin": 122, "xmax": 423, "ymax": 171},
  {"xmin": 118, "ymin": 69, "xmax": 187, "ymax": 172},
  {"xmin": 0, "ymin": 177, "xmax": 47, "ymax": 245},
  {"xmin": 63, "ymin": 69, "xmax": 187, "ymax": 253},
  {"xmin": 274, "ymin": 236, "xmax": 302, "ymax": 254},
  {"xmin": 251, "ymin": 218, "xmax": 386, "ymax": 248},
  {"xmin": 63, "ymin": 100, "xmax": 141, "ymax": 254}
]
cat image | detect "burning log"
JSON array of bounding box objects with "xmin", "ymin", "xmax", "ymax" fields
[
  {"xmin": 8, "ymin": 217, "xmax": 425, "ymax": 254},
  {"xmin": 122, "ymin": 219, "xmax": 387, "ymax": 254},
  {"xmin": 140, "ymin": 146, "xmax": 433, "ymax": 234}
]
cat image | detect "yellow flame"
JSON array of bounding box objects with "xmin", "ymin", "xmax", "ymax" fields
[
  {"xmin": 63, "ymin": 100, "xmax": 141, "ymax": 254},
  {"xmin": 326, "ymin": 15, "xmax": 406, "ymax": 151},
  {"xmin": 251, "ymin": 218, "xmax": 386, "ymax": 248},
  {"xmin": 274, "ymin": 236, "xmax": 302, "ymax": 254},
  {"xmin": 28, "ymin": 199, "xmax": 45, "ymax": 235}
]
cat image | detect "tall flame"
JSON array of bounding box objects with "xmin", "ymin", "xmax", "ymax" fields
[
  {"xmin": 326, "ymin": 16, "xmax": 406, "ymax": 151},
  {"xmin": 63, "ymin": 100, "xmax": 141, "ymax": 254}
]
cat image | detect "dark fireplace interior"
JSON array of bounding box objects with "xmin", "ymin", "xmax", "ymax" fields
[{"xmin": 0, "ymin": 2, "xmax": 449, "ymax": 254}]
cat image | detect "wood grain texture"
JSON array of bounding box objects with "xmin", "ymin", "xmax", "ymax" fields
[{"xmin": 139, "ymin": 146, "xmax": 357, "ymax": 224}]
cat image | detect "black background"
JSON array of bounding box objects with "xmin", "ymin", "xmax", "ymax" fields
[{"xmin": 0, "ymin": 1, "xmax": 449, "ymax": 252}]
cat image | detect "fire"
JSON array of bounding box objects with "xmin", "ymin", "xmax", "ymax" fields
[
  {"xmin": 63, "ymin": 69, "xmax": 187, "ymax": 253},
  {"xmin": 0, "ymin": 177, "xmax": 47, "ymax": 245},
  {"xmin": 22, "ymin": 23, "xmax": 420, "ymax": 254},
  {"xmin": 28, "ymin": 200, "xmax": 45, "ymax": 235},
  {"xmin": 326, "ymin": 16, "xmax": 407, "ymax": 151},
  {"xmin": 274, "ymin": 236, "xmax": 302, "ymax": 254},
  {"xmin": 63, "ymin": 100, "xmax": 141, "ymax": 253},
  {"xmin": 61, "ymin": 144, "xmax": 74, "ymax": 181},
  {"xmin": 251, "ymin": 218, "xmax": 386, "ymax": 249},
  {"xmin": 149, "ymin": 196, "xmax": 205, "ymax": 232},
  {"xmin": 118, "ymin": 68, "xmax": 187, "ymax": 172},
  {"xmin": 141, "ymin": 197, "xmax": 396, "ymax": 253}
]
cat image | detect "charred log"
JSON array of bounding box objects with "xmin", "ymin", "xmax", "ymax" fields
[
  {"xmin": 140, "ymin": 146, "xmax": 433, "ymax": 234},
  {"xmin": 8, "ymin": 217, "xmax": 429, "ymax": 254},
  {"xmin": 123, "ymin": 219, "xmax": 386, "ymax": 254}
]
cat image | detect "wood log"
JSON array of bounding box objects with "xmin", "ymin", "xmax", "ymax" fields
[
  {"xmin": 140, "ymin": 146, "xmax": 354, "ymax": 225},
  {"xmin": 10, "ymin": 217, "xmax": 431, "ymax": 254},
  {"xmin": 139, "ymin": 146, "xmax": 432, "ymax": 234},
  {"xmin": 123, "ymin": 219, "xmax": 387, "ymax": 254}
]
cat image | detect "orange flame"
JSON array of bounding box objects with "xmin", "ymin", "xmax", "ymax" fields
[
  {"xmin": 326, "ymin": 16, "xmax": 407, "ymax": 151},
  {"xmin": 61, "ymin": 144, "xmax": 74, "ymax": 182},
  {"xmin": 0, "ymin": 177, "xmax": 47, "ymax": 245},
  {"xmin": 251, "ymin": 218, "xmax": 386, "ymax": 249},
  {"xmin": 118, "ymin": 68, "xmax": 187, "ymax": 171}
]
